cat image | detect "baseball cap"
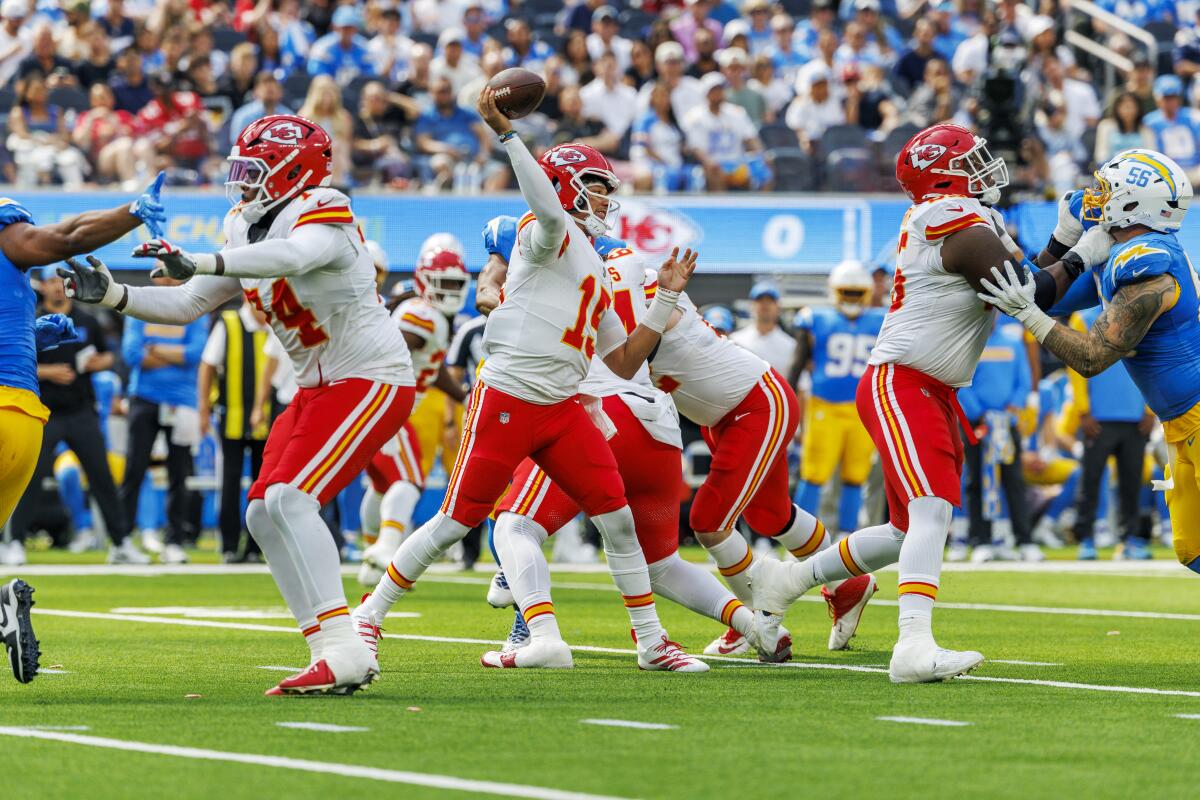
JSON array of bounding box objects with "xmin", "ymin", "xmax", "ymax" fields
[
  {"xmin": 812, "ymin": 0, "xmax": 836, "ymax": 10},
  {"xmin": 749, "ymin": 281, "xmax": 780, "ymax": 300},
  {"xmin": 1024, "ymin": 14, "xmax": 1055, "ymax": 41},
  {"xmin": 1, "ymin": 0, "xmax": 26, "ymax": 19},
  {"xmin": 854, "ymin": 0, "xmax": 882, "ymax": 12},
  {"xmin": 1155, "ymin": 74, "xmax": 1184, "ymax": 97},
  {"xmin": 438, "ymin": 26, "xmax": 466, "ymax": 48},
  {"xmin": 770, "ymin": 13, "xmax": 795, "ymax": 31},
  {"xmin": 723, "ymin": 19, "xmax": 751, "ymax": 41},
  {"xmin": 592, "ymin": 5, "xmax": 618, "ymax": 23},
  {"xmin": 717, "ymin": 47, "xmax": 748, "ymax": 68},
  {"xmin": 331, "ymin": 4, "xmax": 362, "ymax": 29},
  {"xmin": 655, "ymin": 41, "xmax": 685, "ymax": 63},
  {"xmin": 742, "ymin": 0, "xmax": 770, "ymax": 11}
]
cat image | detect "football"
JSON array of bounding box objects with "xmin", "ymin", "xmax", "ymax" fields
[{"xmin": 487, "ymin": 67, "xmax": 546, "ymax": 120}]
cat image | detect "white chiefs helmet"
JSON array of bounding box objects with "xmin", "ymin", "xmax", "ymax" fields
[
  {"xmin": 415, "ymin": 247, "xmax": 470, "ymax": 316},
  {"xmin": 418, "ymin": 232, "xmax": 465, "ymax": 259},
  {"xmin": 828, "ymin": 260, "xmax": 872, "ymax": 318},
  {"xmin": 1084, "ymin": 149, "xmax": 1192, "ymax": 233}
]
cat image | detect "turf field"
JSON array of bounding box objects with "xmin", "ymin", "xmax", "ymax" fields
[{"xmin": 2, "ymin": 551, "xmax": 1198, "ymax": 800}]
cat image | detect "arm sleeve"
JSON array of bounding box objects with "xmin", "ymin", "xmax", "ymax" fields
[
  {"xmin": 182, "ymin": 317, "xmax": 209, "ymax": 367},
  {"xmin": 482, "ymin": 215, "xmax": 518, "ymax": 262},
  {"xmin": 1047, "ymin": 268, "xmax": 1101, "ymax": 316},
  {"xmin": 121, "ymin": 275, "xmax": 243, "ymax": 324},
  {"xmin": 219, "ymin": 222, "xmax": 355, "ymax": 279},
  {"xmin": 121, "ymin": 319, "xmax": 145, "ymax": 367},
  {"xmin": 200, "ymin": 322, "xmax": 227, "ymax": 368},
  {"xmin": 503, "ymin": 136, "xmax": 567, "ymax": 262}
]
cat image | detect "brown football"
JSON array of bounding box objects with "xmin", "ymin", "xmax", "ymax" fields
[{"xmin": 487, "ymin": 67, "xmax": 546, "ymax": 120}]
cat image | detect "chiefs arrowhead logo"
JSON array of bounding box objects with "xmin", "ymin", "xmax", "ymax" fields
[
  {"xmin": 909, "ymin": 143, "xmax": 947, "ymax": 171},
  {"xmin": 260, "ymin": 121, "xmax": 307, "ymax": 146}
]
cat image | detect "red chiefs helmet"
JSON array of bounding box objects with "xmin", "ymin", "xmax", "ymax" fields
[
  {"xmin": 537, "ymin": 142, "xmax": 620, "ymax": 237},
  {"xmin": 895, "ymin": 123, "xmax": 1008, "ymax": 203},
  {"xmin": 415, "ymin": 248, "xmax": 470, "ymax": 316},
  {"xmin": 226, "ymin": 114, "xmax": 333, "ymax": 223}
]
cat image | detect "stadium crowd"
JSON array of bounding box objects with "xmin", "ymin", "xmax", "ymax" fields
[{"xmin": 1, "ymin": 0, "xmax": 1200, "ymax": 195}]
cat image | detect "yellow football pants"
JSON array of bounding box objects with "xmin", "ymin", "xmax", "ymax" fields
[
  {"xmin": 0, "ymin": 406, "xmax": 45, "ymax": 527},
  {"xmin": 1023, "ymin": 457, "xmax": 1078, "ymax": 487},
  {"xmin": 407, "ymin": 388, "xmax": 464, "ymax": 478},
  {"xmin": 800, "ymin": 397, "xmax": 875, "ymax": 485},
  {"xmin": 1166, "ymin": 433, "xmax": 1200, "ymax": 568}
]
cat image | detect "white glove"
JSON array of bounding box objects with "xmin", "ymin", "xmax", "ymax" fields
[
  {"xmin": 977, "ymin": 260, "xmax": 1057, "ymax": 342},
  {"xmin": 1051, "ymin": 192, "xmax": 1084, "ymax": 248},
  {"xmin": 1067, "ymin": 225, "xmax": 1115, "ymax": 268},
  {"xmin": 984, "ymin": 206, "xmax": 1021, "ymax": 257}
]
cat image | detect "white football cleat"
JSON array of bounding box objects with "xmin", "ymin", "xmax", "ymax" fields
[
  {"xmin": 637, "ymin": 634, "xmax": 709, "ymax": 672},
  {"xmin": 945, "ymin": 541, "xmax": 969, "ymax": 562},
  {"xmin": 0, "ymin": 541, "xmax": 26, "ymax": 567},
  {"xmin": 749, "ymin": 622, "xmax": 792, "ymax": 663},
  {"xmin": 107, "ymin": 539, "xmax": 151, "ymax": 565},
  {"xmin": 68, "ymin": 529, "xmax": 100, "ymax": 553},
  {"xmin": 1019, "ymin": 543, "xmax": 1045, "ymax": 561},
  {"xmin": 888, "ymin": 637, "xmax": 984, "ymax": 684},
  {"xmin": 267, "ymin": 641, "xmax": 380, "ymax": 696},
  {"xmin": 748, "ymin": 557, "xmax": 797, "ymax": 656},
  {"xmin": 357, "ymin": 542, "xmax": 396, "ymax": 587},
  {"xmin": 351, "ymin": 601, "xmax": 382, "ymax": 660},
  {"xmin": 703, "ymin": 628, "xmax": 749, "ymax": 656},
  {"xmin": 487, "ymin": 571, "xmax": 514, "ymax": 608},
  {"xmin": 823, "ymin": 573, "xmax": 878, "ymax": 651},
  {"xmin": 969, "ymin": 544, "xmax": 995, "ymax": 563},
  {"xmin": 481, "ymin": 638, "xmax": 572, "ymax": 669},
  {"xmin": 161, "ymin": 543, "xmax": 188, "ymax": 565},
  {"xmin": 140, "ymin": 528, "xmax": 164, "ymax": 554}
]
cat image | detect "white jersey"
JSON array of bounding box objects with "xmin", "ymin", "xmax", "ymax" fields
[
  {"xmin": 480, "ymin": 211, "xmax": 625, "ymax": 404},
  {"xmin": 223, "ymin": 188, "xmax": 413, "ymax": 388},
  {"xmin": 650, "ymin": 287, "xmax": 770, "ymax": 428},
  {"xmin": 393, "ymin": 296, "xmax": 450, "ymax": 402},
  {"xmin": 869, "ymin": 195, "xmax": 996, "ymax": 388},
  {"xmin": 579, "ymin": 248, "xmax": 680, "ymax": 449}
]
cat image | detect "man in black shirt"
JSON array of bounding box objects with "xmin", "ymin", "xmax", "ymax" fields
[{"xmin": 8, "ymin": 270, "xmax": 130, "ymax": 561}]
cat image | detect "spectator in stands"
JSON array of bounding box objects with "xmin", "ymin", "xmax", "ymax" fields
[
  {"xmin": 110, "ymin": 47, "xmax": 153, "ymax": 115},
  {"xmin": 413, "ymin": 76, "xmax": 495, "ymax": 190},
  {"xmin": 297, "ymin": 74, "xmax": 353, "ymax": 184},
  {"xmin": 1038, "ymin": 55, "xmax": 1100, "ymax": 138},
  {"xmin": 136, "ymin": 26, "xmax": 165, "ymax": 75},
  {"xmin": 189, "ymin": 29, "xmax": 229, "ymax": 80},
  {"xmin": 504, "ymin": 18, "xmax": 554, "ymax": 74},
  {"xmin": 637, "ymin": 41, "xmax": 704, "ymax": 124},
  {"xmin": 684, "ymin": 73, "xmax": 770, "ymax": 190},
  {"xmin": 0, "ymin": 0, "xmax": 30, "ymax": 90},
  {"xmin": 58, "ymin": 3, "xmax": 94, "ymax": 63},
  {"xmin": 748, "ymin": 52, "xmax": 793, "ymax": 118},
  {"xmin": 230, "ymin": 72, "xmax": 293, "ymax": 142},
  {"xmin": 904, "ymin": 56, "xmax": 960, "ymax": 127},
  {"xmin": 764, "ymin": 14, "xmax": 805, "ymax": 85},
  {"xmin": 135, "ymin": 71, "xmax": 210, "ymax": 179},
  {"xmin": 120, "ymin": 274, "xmax": 209, "ymax": 566},
  {"xmin": 798, "ymin": 29, "xmax": 845, "ymax": 101},
  {"xmin": 1110, "ymin": 53, "xmax": 1157, "ymax": 116},
  {"xmin": 686, "ymin": 28, "xmax": 721, "ymax": 78},
  {"xmin": 72, "ymin": 83, "xmax": 137, "ymax": 187},
  {"xmin": 302, "ymin": 0, "xmax": 335, "ymax": 38},
  {"xmin": 98, "ymin": 0, "xmax": 135, "ymax": 53},
  {"xmin": 307, "ymin": 4, "xmax": 374, "ymax": 84},
  {"xmin": 730, "ymin": 282, "xmax": 797, "ymax": 375},
  {"xmin": 1143, "ymin": 74, "xmax": 1200, "ymax": 181},
  {"xmin": 587, "ymin": 6, "xmax": 633, "ymax": 72},
  {"xmin": 1174, "ymin": 8, "xmax": 1200, "ymax": 92},
  {"xmin": 352, "ymin": 80, "xmax": 417, "ymax": 185},
  {"xmin": 216, "ymin": 42, "xmax": 259, "ymax": 113},
  {"xmin": 893, "ymin": 18, "xmax": 937, "ymax": 93},
  {"xmin": 1024, "ymin": 15, "xmax": 1074, "ymax": 75},
  {"xmin": 1094, "ymin": 91, "xmax": 1154, "ymax": 164},
  {"xmin": 631, "ymin": 80, "xmax": 690, "ymax": 191},
  {"xmin": 582, "ymin": 52, "xmax": 639, "ymax": 139},
  {"xmin": 553, "ymin": 84, "xmax": 620, "ymax": 154},
  {"xmin": 793, "ymin": 0, "xmax": 836, "ymax": 58},
  {"xmin": 671, "ymin": 0, "xmax": 724, "ymax": 64},
  {"xmin": 837, "ymin": 21, "xmax": 890, "ymax": 73},
  {"xmin": 460, "ymin": 2, "xmax": 493, "ymax": 60},
  {"xmin": 928, "ymin": 0, "xmax": 970, "ymax": 60},
  {"xmin": 785, "ymin": 64, "xmax": 846, "ymax": 154},
  {"xmin": 1036, "ymin": 98, "xmax": 1086, "ymax": 194},
  {"xmin": 180, "ymin": 56, "xmax": 220, "ymax": 106},
  {"xmin": 845, "ymin": 63, "xmax": 900, "ymax": 133},
  {"xmin": 431, "ymin": 27, "xmax": 482, "ymax": 95},
  {"xmin": 397, "ymin": 42, "xmax": 434, "ymax": 105},
  {"xmin": 158, "ymin": 28, "xmax": 188, "ymax": 84},
  {"xmin": 74, "ymin": 24, "xmax": 115, "ymax": 90},
  {"xmin": 255, "ymin": 21, "xmax": 291, "ymax": 79},
  {"xmin": 458, "ymin": 50, "xmax": 506, "ymax": 111},
  {"xmin": 625, "ymin": 38, "xmax": 656, "ymax": 89},
  {"xmin": 740, "ymin": 0, "xmax": 774, "ymax": 55},
  {"xmin": 720, "ymin": 47, "xmax": 767, "ymax": 125},
  {"xmin": 17, "ymin": 23, "xmax": 76, "ymax": 88},
  {"xmin": 855, "ymin": 0, "xmax": 904, "ymax": 55},
  {"xmin": 6, "ymin": 72, "xmax": 87, "ymax": 188},
  {"xmin": 722, "ymin": 18, "xmax": 752, "ymax": 54}
]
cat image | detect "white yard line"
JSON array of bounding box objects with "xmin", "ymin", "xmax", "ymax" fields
[
  {"xmin": 0, "ymin": 727, "xmax": 633, "ymax": 800},
  {"xmin": 876, "ymin": 717, "xmax": 972, "ymax": 727},
  {"xmin": 989, "ymin": 660, "xmax": 1062, "ymax": 666},
  {"xmin": 38, "ymin": 668, "xmax": 71, "ymax": 674},
  {"xmin": 580, "ymin": 719, "xmax": 678, "ymax": 731},
  {"xmin": 257, "ymin": 666, "xmax": 304, "ymax": 672},
  {"xmin": 275, "ymin": 722, "xmax": 369, "ymax": 733},
  {"xmin": 1174, "ymin": 714, "xmax": 1200, "ymax": 720},
  {"xmin": 31, "ymin": 608, "xmax": 1200, "ymax": 700}
]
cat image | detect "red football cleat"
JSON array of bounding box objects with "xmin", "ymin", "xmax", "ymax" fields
[{"xmin": 823, "ymin": 573, "xmax": 878, "ymax": 651}]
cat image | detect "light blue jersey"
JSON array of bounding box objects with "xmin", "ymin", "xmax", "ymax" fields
[
  {"xmin": 0, "ymin": 198, "xmax": 38, "ymax": 396},
  {"xmin": 793, "ymin": 306, "xmax": 885, "ymax": 403}
]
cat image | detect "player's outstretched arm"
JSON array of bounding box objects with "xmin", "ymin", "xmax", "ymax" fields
[
  {"xmin": 58, "ymin": 255, "xmax": 241, "ymax": 324},
  {"xmin": 0, "ymin": 173, "xmax": 167, "ymax": 269},
  {"xmin": 601, "ymin": 247, "xmax": 696, "ymax": 380},
  {"xmin": 978, "ymin": 261, "xmax": 1175, "ymax": 377},
  {"xmin": 133, "ymin": 223, "xmax": 352, "ymax": 281},
  {"xmin": 477, "ymin": 87, "xmax": 566, "ymax": 261},
  {"xmin": 476, "ymin": 252, "xmax": 508, "ymax": 315}
]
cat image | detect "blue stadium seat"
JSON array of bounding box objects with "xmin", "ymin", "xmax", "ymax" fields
[
  {"xmin": 768, "ymin": 148, "xmax": 814, "ymax": 192},
  {"xmin": 48, "ymin": 86, "xmax": 90, "ymax": 112},
  {"xmin": 824, "ymin": 148, "xmax": 876, "ymax": 192}
]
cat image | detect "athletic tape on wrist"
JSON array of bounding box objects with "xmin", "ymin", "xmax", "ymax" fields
[{"xmin": 642, "ymin": 287, "xmax": 680, "ymax": 333}]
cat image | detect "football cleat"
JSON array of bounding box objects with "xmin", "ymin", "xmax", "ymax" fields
[
  {"xmin": 487, "ymin": 571, "xmax": 514, "ymax": 608},
  {"xmin": 748, "ymin": 557, "xmax": 796, "ymax": 656},
  {"xmin": 107, "ymin": 538, "xmax": 151, "ymax": 565},
  {"xmin": 502, "ymin": 608, "xmax": 530, "ymax": 652},
  {"xmin": 1018, "ymin": 543, "xmax": 1046, "ymax": 562},
  {"xmin": 888, "ymin": 637, "xmax": 984, "ymax": 684},
  {"xmin": 267, "ymin": 645, "xmax": 380, "ymax": 696},
  {"xmin": 1, "ymin": 579, "xmax": 39, "ymax": 684},
  {"xmin": 357, "ymin": 541, "xmax": 396, "ymax": 587},
  {"xmin": 945, "ymin": 541, "xmax": 969, "ymax": 562},
  {"xmin": 1077, "ymin": 539, "xmax": 1098, "ymax": 561},
  {"xmin": 637, "ymin": 634, "xmax": 709, "ymax": 673},
  {"xmin": 703, "ymin": 628, "xmax": 749, "ymax": 656},
  {"xmin": 750, "ymin": 622, "xmax": 792, "ymax": 663},
  {"xmin": 1115, "ymin": 536, "xmax": 1153, "ymax": 560},
  {"xmin": 351, "ymin": 599, "xmax": 382, "ymax": 659},
  {"xmin": 824, "ymin": 573, "xmax": 878, "ymax": 651},
  {"xmin": 969, "ymin": 544, "xmax": 995, "ymax": 563},
  {"xmin": 481, "ymin": 638, "xmax": 572, "ymax": 669}
]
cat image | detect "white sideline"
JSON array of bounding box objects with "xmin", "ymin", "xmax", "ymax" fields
[
  {"xmin": 580, "ymin": 719, "xmax": 678, "ymax": 731},
  {"xmin": 31, "ymin": 608, "xmax": 1200, "ymax": 700},
  {"xmin": 0, "ymin": 727, "xmax": 633, "ymax": 800},
  {"xmin": 876, "ymin": 717, "xmax": 971, "ymax": 727},
  {"xmin": 275, "ymin": 722, "xmax": 369, "ymax": 733}
]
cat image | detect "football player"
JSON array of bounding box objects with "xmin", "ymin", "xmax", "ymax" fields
[
  {"xmin": 980, "ymin": 148, "xmax": 1200, "ymax": 577},
  {"xmin": 62, "ymin": 116, "xmax": 416, "ymax": 695}
]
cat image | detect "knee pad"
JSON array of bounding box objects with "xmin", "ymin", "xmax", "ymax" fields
[
  {"xmin": 906, "ymin": 496, "xmax": 953, "ymax": 537},
  {"xmin": 592, "ymin": 505, "xmax": 638, "ymax": 553},
  {"xmin": 688, "ymin": 486, "xmax": 726, "ymax": 534},
  {"xmin": 245, "ymin": 499, "xmax": 276, "ymax": 543},
  {"xmin": 742, "ymin": 503, "xmax": 793, "ymax": 538},
  {"xmin": 495, "ymin": 511, "xmax": 549, "ymax": 547},
  {"xmin": 263, "ymin": 483, "xmax": 319, "ymax": 529}
]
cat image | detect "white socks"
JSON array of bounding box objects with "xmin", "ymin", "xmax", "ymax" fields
[
  {"xmin": 376, "ymin": 481, "xmax": 422, "ymax": 553},
  {"xmin": 782, "ymin": 522, "xmax": 904, "ymax": 601},
  {"xmin": 359, "ymin": 489, "xmax": 382, "ymax": 542},
  {"xmin": 703, "ymin": 531, "xmax": 754, "ymax": 606},
  {"xmin": 648, "ymin": 553, "xmax": 752, "ymax": 637},
  {"xmin": 363, "ymin": 511, "xmax": 470, "ymax": 619},
  {"xmin": 247, "ymin": 497, "xmax": 323, "ymax": 661},
  {"xmin": 591, "ymin": 506, "xmax": 664, "ymax": 645},
  {"xmin": 771, "ymin": 505, "xmax": 830, "ymax": 559},
  {"xmin": 896, "ymin": 496, "xmax": 952, "ymax": 640},
  {"xmin": 492, "ymin": 512, "xmax": 561, "ymax": 641}
]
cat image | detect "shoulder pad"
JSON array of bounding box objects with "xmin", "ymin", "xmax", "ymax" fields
[
  {"xmin": 395, "ymin": 299, "xmax": 438, "ymax": 338},
  {"xmin": 793, "ymin": 306, "xmax": 814, "ymax": 330},
  {"xmin": 483, "ymin": 215, "xmax": 518, "ymax": 261},
  {"xmin": 1110, "ymin": 240, "xmax": 1173, "ymax": 286},
  {"xmin": 289, "ymin": 188, "xmax": 354, "ymax": 230},
  {"xmin": 0, "ymin": 198, "xmax": 35, "ymax": 229},
  {"xmin": 913, "ymin": 196, "xmax": 990, "ymax": 242}
]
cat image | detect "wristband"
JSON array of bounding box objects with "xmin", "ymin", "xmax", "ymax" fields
[
  {"xmin": 1061, "ymin": 251, "xmax": 1085, "ymax": 279},
  {"xmin": 498, "ymin": 130, "xmax": 517, "ymax": 142},
  {"xmin": 641, "ymin": 287, "xmax": 680, "ymax": 333},
  {"xmin": 192, "ymin": 253, "xmax": 221, "ymax": 275},
  {"xmin": 1022, "ymin": 308, "xmax": 1057, "ymax": 343},
  {"xmin": 1046, "ymin": 236, "xmax": 1071, "ymax": 259}
]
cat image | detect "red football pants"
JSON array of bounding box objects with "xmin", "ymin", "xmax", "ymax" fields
[
  {"xmin": 856, "ymin": 362, "xmax": 963, "ymax": 532},
  {"xmin": 690, "ymin": 369, "xmax": 799, "ymax": 535},
  {"xmin": 251, "ymin": 379, "xmax": 414, "ymax": 506},
  {"xmin": 440, "ymin": 381, "xmax": 627, "ymax": 527},
  {"xmin": 365, "ymin": 420, "xmax": 424, "ymax": 492},
  {"xmin": 496, "ymin": 394, "xmax": 684, "ymax": 563}
]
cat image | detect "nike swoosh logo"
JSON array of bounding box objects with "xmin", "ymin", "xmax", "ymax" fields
[
  {"xmin": 945, "ymin": 204, "xmax": 964, "ymax": 213},
  {"xmin": 1131, "ymin": 267, "xmax": 1149, "ymax": 277},
  {"xmin": 716, "ymin": 643, "xmax": 742, "ymax": 654},
  {"xmin": 316, "ymin": 198, "xmax": 335, "ymax": 207},
  {"xmin": 733, "ymin": 412, "xmax": 751, "ymax": 422}
]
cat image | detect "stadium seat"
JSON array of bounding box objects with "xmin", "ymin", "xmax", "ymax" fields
[
  {"xmin": 877, "ymin": 123, "xmax": 920, "ymax": 183},
  {"xmin": 820, "ymin": 124, "xmax": 870, "ymax": 155},
  {"xmin": 768, "ymin": 148, "xmax": 814, "ymax": 192},
  {"xmin": 824, "ymin": 147, "xmax": 876, "ymax": 192},
  {"xmin": 760, "ymin": 122, "xmax": 801, "ymax": 151},
  {"xmin": 342, "ymin": 75, "xmax": 372, "ymax": 112},
  {"xmin": 48, "ymin": 86, "xmax": 89, "ymax": 112},
  {"xmin": 283, "ymin": 73, "xmax": 312, "ymax": 108},
  {"xmin": 212, "ymin": 27, "xmax": 247, "ymax": 53}
]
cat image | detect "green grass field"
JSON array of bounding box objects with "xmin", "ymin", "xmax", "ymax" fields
[{"xmin": 2, "ymin": 552, "xmax": 1198, "ymax": 800}]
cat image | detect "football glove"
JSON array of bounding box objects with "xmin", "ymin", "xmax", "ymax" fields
[
  {"xmin": 57, "ymin": 255, "xmax": 125, "ymax": 308},
  {"xmin": 33, "ymin": 313, "xmax": 82, "ymax": 352},
  {"xmin": 128, "ymin": 171, "xmax": 167, "ymax": 238}
]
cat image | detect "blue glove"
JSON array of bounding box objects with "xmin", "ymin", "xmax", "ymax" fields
[
  {"xmin": 34, "ymin": 313, "xmax": 82, "ymax": 352},
  {"xmin": 129, "ymin": 171, "xmax": 167, "ymax": 237}
]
